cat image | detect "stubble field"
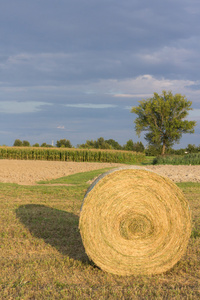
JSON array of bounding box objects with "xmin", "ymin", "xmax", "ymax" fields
[
  {"xmin": 0, "ymin": 160, "xmax": 199, "ymax": 299},
  {"xmin": 0, "ymin": 159, "xmax": 200, "ymax": 185}
]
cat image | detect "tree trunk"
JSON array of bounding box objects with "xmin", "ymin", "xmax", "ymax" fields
[{"xmin": 161, "ymin": 143, "xmax": 166, "ymax": 155}]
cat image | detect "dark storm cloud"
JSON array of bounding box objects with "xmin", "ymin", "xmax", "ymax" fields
[
  {"xmin": 0, "ymin": 0, "xmax": 199, "ymax": 146},
  {"xmin": 1, "ymin": 0, "xmax": 200, "ymax": 84}
]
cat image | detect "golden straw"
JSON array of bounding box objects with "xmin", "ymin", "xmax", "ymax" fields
[{"xmin": 79, "ymin": 167, "xmax": 191, "ymax": 276}]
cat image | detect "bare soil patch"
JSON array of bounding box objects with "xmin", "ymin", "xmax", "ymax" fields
[{"xmin": 0, "ymin": 160, "xmax": 199, "ymax": 185}]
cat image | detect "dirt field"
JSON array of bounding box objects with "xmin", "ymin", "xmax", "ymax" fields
[{"xmin": 0, "ymin": 159, "xmax": 200, "ymax": 185}]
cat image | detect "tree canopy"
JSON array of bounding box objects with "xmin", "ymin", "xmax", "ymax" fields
[
  {"xmin": 13, "ymin": 139, "xmax": 23, "ymax": 147},
  {"xmin": 22, "ymin": 140, "xmax": 30, "ymax": 147},
  {"xmin": 13, "ymin": 139, "xmax": 30, "ymax": 147},
  {"xmin": 131, "ymin": 91, "xmax": 196, "ymax": 155},
  {"xmin": 124, "ymin": 140, "xmax": 145, "ymax": 152},
  {"xmin": 78, "ymin": 137, "xmax": 112, "ymax": 149},
  {"xmin": 105, "ymin": 139, "xmax": 122, "ymax": 150},
  {"xmin": 56, "ymin": 139, "xmax": 72, "ymax": 148}
]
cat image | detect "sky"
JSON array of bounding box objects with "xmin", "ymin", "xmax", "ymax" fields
[{"xmin": 0, "ymin": 0, "xmax": 200, "ymax": 148}]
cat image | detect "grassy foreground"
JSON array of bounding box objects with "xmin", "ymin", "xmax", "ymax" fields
[{"xmin": 0, "ymin": 170, "xmax": 199, "ymax": 299}]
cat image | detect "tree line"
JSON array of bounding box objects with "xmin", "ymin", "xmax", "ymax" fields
[
  {"xmin": 12, "ymin": 138, "xmax": 200, "ymax": 156},
  {"xmin": 12, "ymin": 138, "xmax": 144, "ymax": 152}
]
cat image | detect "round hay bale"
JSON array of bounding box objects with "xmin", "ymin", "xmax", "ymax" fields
[{"xmin": 79, "ymin": 167, "xmax": 191, "ymax": 276}]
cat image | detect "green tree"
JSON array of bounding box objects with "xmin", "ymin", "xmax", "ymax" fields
[
  {"xmin": 85, "ymin": 140, "xmax": 96, "ymax": 148},
  {"xmin": 41, "ymin": 143, "xmax": 47, "ymax": 147},
  {"xmin": 78, "ymin": 140, "xmax": 95, "ymax": 149},
  {"xmin": 135, "ymin": 142, "xmax": 145, "ymax": 152},
  {"xmin": 78, "ymin": 138, "xmax": 111, "ymax": 149},
  {"xmin": 105, "ymin": 139, "xmax": 122, "ymax": 150},
  {"xmin": 124, "ymin": 139, "xmax": 134, "ymax": 151},
  {"xmin": 186, "ymin": 144, "xmax": 199, "ymax": 154},
  {"xmin": 131, "ymin": 91, "xmax": 196, "ymax": 155},
  {"xmin": 41, "ymin": 142, "xmax": 52, "ymax": 147},
  {"xmin": 95, "ymin": 137, "xmax": 111, "ymax": 149},
  {"xmin": 145, "ymin": 145, "xmax": 162, "ymax": 156},
  {"xmin": 133, "ymin": 141, "xmax": 145, "ymax": 152},
  {"xmin": 22, "ymin": 140, "xmax": 30, "ymax": 147},
  {"xmin": 124, "ymin": 140, "xmax": 145, "ymax": 152},
  {"xmin": 32, "ymin": 143, "xmax": 40, "ymax": 147},
  {"xmin": 56, "ymin": 139, "xmax": 72, "ymax": 148},
  {"xmin": 13, "ymin": 139, "xmax": 23, "ymax": 146}
]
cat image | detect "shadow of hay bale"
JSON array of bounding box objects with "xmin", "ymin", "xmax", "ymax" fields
[{"xmin": 16, "ymin": 204, "xmax": 88, "ymax": 263}]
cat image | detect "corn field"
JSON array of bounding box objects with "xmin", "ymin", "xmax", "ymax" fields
[{"xmin": 0, "ymin": 147, "xmax": 145, "ymax": 164}]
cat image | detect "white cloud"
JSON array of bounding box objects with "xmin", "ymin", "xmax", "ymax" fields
[
  {"xmin": 4, "ymin": 52, "xmax": 72, "ymax": 65},
  {"xmin": 57, "ymin": 125, "xmax": 65, "ymax": 129},
  {"xmin": 64, "ymin": 103, "xmax": 117, "ymax": 109},
  {"xmin": 0, "ymin": 101, "xmax": 52, "ymax": 114},
  {"xmin": 137, "ymin": 47, "xmax": 193, "ymax": 66},
  {"xmin": 84, "ymin": 75, "xmax": 196, "ymax": 100},
  {"xmin": 113, "ymin": 93, "xmax": 152, "ymax": 98}
]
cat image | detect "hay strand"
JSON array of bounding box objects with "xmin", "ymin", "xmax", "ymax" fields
[{"xmin": 79, "ymin": 167, "xmax": 191, "ymax": 276}]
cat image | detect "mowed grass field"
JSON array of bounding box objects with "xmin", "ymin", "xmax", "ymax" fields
[{"xmin": 0, "ymin": 169, "xmax": 199, "ymax": 299}]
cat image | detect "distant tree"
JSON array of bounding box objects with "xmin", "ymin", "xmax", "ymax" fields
[
  {"xmin": 56, "ymin": 139, "xmax": 72, "ymax": 148},
  {"xmin": 124, "ymin": 139, "xmax": 134, "ymax": 151},
  {"xmin": 133, "ymin": 141, "xmax": 145, "ymax": 152},
  {"xmin": 78, "ymin": 138, "xmax": 111, "ymax": 149},
  {"xmin": 172, "ymin": 148, "xmax": 187, "ymax": 155},
  {"xmin": 13, "ymin": 139, "xmax": 23, "ymax": 147},
  {"xmin": 22, "ymin": 140, "xmax": 30, "ymax": 147},
  {"xmin": 105, "ymin": 139, "xmax": 122, "ymax": 150},
  {"xmin": 86, "ymin": 140, "xmax": 96, "ymax": 148},
  {"xmin": 95, "ymin": 137, "xmax": 111, "ymax": 149},
  {"xmin": 32, "ymin": 143, "xmax": 40, "ymax": 147},
  {"xmin": 131, "ymin": 90, "xmax": 196, "ymax": 155},
  {"xmin": 123, "ymin": 140, "xmax": 144, "ymax": 152},
  {"xmin": 145, "ymin": 145, "xmax": 162, "ymax": 156},
  {"xmin": 186, "ymin": 144, "xmax": 199, "ymax": 154},
  {"xmin": 41, "ymin": 142, "xmax": 52, "ymax": 147},
  {"xmin": 41, "ymin": 143, "xmax": 47, "ymax": 147},
  {"xmin": 78, "ymin": 140, "xmax": 95, "ymax": 149}
]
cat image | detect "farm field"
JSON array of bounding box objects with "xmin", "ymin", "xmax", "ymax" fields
[
  {"xmin": 0, "ymin": 159, "xmax": 200, "ymax": 185},
  {"xmin": 0, "ymin": 161, "xmax": 199, "ymax": 299}
]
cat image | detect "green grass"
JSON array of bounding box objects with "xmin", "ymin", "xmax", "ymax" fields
[
  {"xmin": 141, "ymin": 156, "xmax": 156, "ymax": 165},
  {"xmin": 37, "ymin": 167, "xmax": 112, "ymax": 185},
  {"xmin": 177, "ymin": 182, "xmax": 200, "ymax": 240},
  {"xmin": 0, "ymin": 172, "xmax": 199, "ymax": 299},
  {"xmin": 153, "ymin": 153, "xmax": 200, "ymax": 165}
]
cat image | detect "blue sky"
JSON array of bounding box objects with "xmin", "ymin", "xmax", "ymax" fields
[{"xmin": 0, "ymin": 0, "xmax": 200, "ymax": 148}]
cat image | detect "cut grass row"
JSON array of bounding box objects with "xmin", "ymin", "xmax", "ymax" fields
[
  {"xmin": 0, "ymin": 169, "xmax": 199, "ymax": 299},
  {"xmin": 0, "ymin": 146, "xmax": 145, "ymax": 164}
]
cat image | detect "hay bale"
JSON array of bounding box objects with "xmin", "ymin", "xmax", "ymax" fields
[{"xmin": 79, "ymin": 167, "xmax": 191, "ymax": 276}]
